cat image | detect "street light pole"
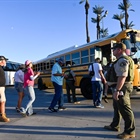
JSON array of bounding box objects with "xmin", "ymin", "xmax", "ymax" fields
[{"xmin": 96, "ymin": 10, "xmax": 108, "ymax": 39}]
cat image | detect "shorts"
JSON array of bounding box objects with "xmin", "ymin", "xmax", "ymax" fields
[
  {"xmin": 0, "ymin": 87, "xmax": 6, "ymax": 102},
  {"xmin": 15, "ymin": 82, "xmax": 24, "ymax": 92}
]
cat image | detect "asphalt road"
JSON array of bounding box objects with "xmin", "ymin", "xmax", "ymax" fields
[{"xmin": 0, "ymin": 87, "xmax": 139, "ymax": 140}]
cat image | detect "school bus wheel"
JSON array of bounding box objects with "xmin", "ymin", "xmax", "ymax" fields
[{"xmin": 80, "ymin": 78, "xmax": 92, "ymax": 99}]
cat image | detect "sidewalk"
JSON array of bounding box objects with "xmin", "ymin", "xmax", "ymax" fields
[{"xmin": 0, "ymin": 87, "xmax": 139, "ymax": 140}]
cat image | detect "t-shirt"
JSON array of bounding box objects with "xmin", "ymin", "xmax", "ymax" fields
[
  {"xmin": 24, "ymin": 68, "xmax": 34, "ymax": 88},
  {"xmin": 14, "ymin": 70, "xmax": 24, "ymax": 83},
  {"xmin": 89, "ymin": 63, "xmax": 102, "ymax": 81},
  {"xmin": 51, "ymin": 62, "xmax": 63, "ymax": 85}
]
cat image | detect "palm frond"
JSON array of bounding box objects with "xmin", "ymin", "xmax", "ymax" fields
[
  {"xmin": 79, "ymin": 0, "xmax": 85, "ymax": 4},
  {"xmin": 129, "ymin": 9, "xmax": 135, "ymax": 12},
  {"xmin": 92, "ymin": 5, "xmax": 104, "ymax": 15},
  {"xmin": 91, "ymin": 18, "xmax": 97, "ymax": 23},
  {"xmin": 112, "ymin": 13, "xmax": 124, "ymax": 20}
]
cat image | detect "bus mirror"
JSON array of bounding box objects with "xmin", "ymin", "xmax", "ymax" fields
[
  {"xmin": 127, "ymin": 31, "xmax": 137, "ymax": 43},
  {"xmin": 131, "ymin": 47, "xmax": 137, "ymax": 52},
  {"xmin": 130, "ymin": 32, "xmax": 136, "ymax": 43},
  {"xmin": 133, "ymin": 58, "xmax": 138, "ymax": 64}
]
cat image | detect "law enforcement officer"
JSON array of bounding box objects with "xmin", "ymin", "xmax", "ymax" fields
[
  {"xmin": 64, "ymin": 64, "xmax": 80, "ymax": 104},
  {"xmin": 104, "ymin": 42, "xmax": 136, "ymax": 139}
]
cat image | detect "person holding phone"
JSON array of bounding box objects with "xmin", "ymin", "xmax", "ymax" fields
[
  {"xmin": 104, "ymin": 43, "xmax": 136, "ymax": 139},
  {"xmin": 48, "ymin": 58, "xmax": 67, "ymax": 112}
]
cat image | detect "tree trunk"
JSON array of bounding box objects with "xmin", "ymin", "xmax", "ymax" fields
[
  {"xmin": 85, "ymin": 1, "xmax": 90, "ymax": 43},
  {"xmin": 123, "ymin": 0, "xmax": 129, "ymax": 29}
]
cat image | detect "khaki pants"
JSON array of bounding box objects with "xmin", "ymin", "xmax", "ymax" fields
[{"xmin": 0, "ymin": 87, "xmax": 6, "ymax": 102}]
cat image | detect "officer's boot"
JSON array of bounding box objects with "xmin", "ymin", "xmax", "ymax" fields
[{"xmin": 0, "ymin": 113, "xmax": 10, "ymax": 122}]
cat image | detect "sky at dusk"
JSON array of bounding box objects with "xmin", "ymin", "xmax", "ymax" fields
[{"xmin": 0, "ymin": 0, "xmax": 140, "ymax": 63}]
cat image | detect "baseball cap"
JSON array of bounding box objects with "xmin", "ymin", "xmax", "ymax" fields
[
  {"xmin": 112, "ymin": 42, "xmax": 126, "ymax": 50},
  {"xmin": 58, "ymin": 58, "xmax": 64, "ymax": 64},
  {"xmin": 25, "ymin": 60, "xmax": 32, "ymax": 66},
  {"xmin": 0, "ymin": 56, "xmax": 8, "ymax": 61}
]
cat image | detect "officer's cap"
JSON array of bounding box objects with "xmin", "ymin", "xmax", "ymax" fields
[{"xmin": 112, "ymin": 42, "xmax": 126, "ymax": 51}]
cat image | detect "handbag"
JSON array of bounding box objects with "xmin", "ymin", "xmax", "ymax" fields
[{"xmin": 89, "ymin": 64, "xmax": 94, "ymax": 76}]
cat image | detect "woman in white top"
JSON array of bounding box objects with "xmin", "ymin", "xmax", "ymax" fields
[{"xmin": 14, "ymin": 64, "xmax": 25, "ymax": 112}]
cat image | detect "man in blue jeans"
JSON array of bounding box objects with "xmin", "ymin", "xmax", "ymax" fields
[
  {"xmin": 89, "ymin": 58, "xmax": 106, "ymax": 108},
  {"xmin": 48, "ymin": 58, "xmax": 67, "ymax": 112}
]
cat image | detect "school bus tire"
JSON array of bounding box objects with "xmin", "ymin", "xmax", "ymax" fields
[{"xmin": 80, "ymin": 78, "xmax": 92, "ymax": 99}]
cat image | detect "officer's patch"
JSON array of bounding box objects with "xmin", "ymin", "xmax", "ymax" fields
[
  {"xmin": 120, "ymin": 68, "xmax": 126, "ymax": 72},
  {"xmin": 120, "ymin": 62, "xmax": 127, "ymax": 67}
]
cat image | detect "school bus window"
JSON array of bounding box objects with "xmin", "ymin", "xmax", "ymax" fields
[
  {"xmin": 81, "ymin": 50, "xmax": 89, "ymax": 64},
  {"xmin": 65, "ymin": 54, "xmax": 70, "ymax": 60},
  {"xmin": 37, "ymin": 64, "xmax": 40, "ymax": 71},
  {"xmin": 65, "ymin": 54, "xmax": 71, "ymax": 66},
  {"xmin": 50, "ymin": 59, "xmax": 54, "ymax": 68},
  {"xmin": 34, "ymin": 65, "xmax": 37, "ymax": 71},
  {"xmin": 43, "ymin": 62, "xmax": 46, "ymax": 70},
  {"xmin": 72, "ymin": 52, "xmax": 80, "ymax": 59},
  {"xmin": 81, "ymin": 57, "xmax": 89, "ymax": 64},
  {"xmin": 72, "ymin": 52, "xmax": 80, "ymax": 65},
  {"xmin": 90, "ymin": 48, "xmax": 95, "ymax": 62},
  {"xmin": 60, "ymin": 56, "xmax": 64, "ymax": 60},
  {"xmin": 46, "ymin": 62, "xmax": 50, "ymax": 69},
  {"xmin": 72, "ymin": 59, "xmax": 80, "ymax": 65}
]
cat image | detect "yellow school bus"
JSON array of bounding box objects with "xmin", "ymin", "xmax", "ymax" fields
[{"xmin": 33, "ymin": 29, "xmax": 140, "ymax": 99}]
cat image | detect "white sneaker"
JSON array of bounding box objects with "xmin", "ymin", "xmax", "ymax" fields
[
  {"xmin": 96, "ymin": 104, "xmax": 104, "ymax": 109},
  {"xmin": 74, "ymin": 101, "xmax": 80, "ymax": 104}
]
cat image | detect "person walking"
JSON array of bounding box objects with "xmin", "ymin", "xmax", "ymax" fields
[
  {"xmin": 14, "ymin": 64, "xmax": 25, "ymax": 112},
  {"xmin": 64, "ymin": 64, "xmax": 80, "ymax": 104},
  {"xmin": 104, "ymin": 42, "xmax": 136, "ymax": 139},
  {"xmin": 20, "ymin": 60, "xmax": 40, "ymax": 116},
  {"xmin": 48, "ymin": 58, "xmax": 66, "ymax": 112},
  {"xmin": 0, "ymin": 56, "xmax": 10, "ymax": 122},
  {"xmin": 88, "ymin": 57, "xmax": 106, "ymax": 108}
]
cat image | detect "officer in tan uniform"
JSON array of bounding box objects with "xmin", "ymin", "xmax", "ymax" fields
[{"xmin": 104, "ymin": 42, "xmax": 136, "ymax": 139}]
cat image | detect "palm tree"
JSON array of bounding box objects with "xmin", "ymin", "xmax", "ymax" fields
[
  {"xmin": 79, "ymin": 0, "xmax": 90, "ymax": 43},
  {"xmin": 91, "ymin": 5, "xmax": 106, "ymax": 39},
  {"xmin": 112, "ymin": 13, "xmax": 125, "ymax": 31},
  {"xmin": 100, "ymin": 28, "xmax": 109, "ymax": 38},
  {"xmin": 118, "ymin": 0, "xmax": 135, "ymax": 29},
  {"xmin": 124, "ymin": 21, "xmax": 135, "ymax": 29}
]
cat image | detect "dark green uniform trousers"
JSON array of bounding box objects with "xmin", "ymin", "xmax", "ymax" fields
[
  {"xmin": 110, "ymin": 83, "xmax": 135, "ymax": 135},
  {"xmin": 66, "ymin": 80, "xmax": 77, "ymax": 103}
]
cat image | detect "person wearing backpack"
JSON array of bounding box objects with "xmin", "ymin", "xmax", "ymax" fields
[
  {"xmin": 64, "ymin": 64, "xmax": 80, "ymax": 104},
  {"xmin": 104, "ymin": 42, "xmax": 136, "ymax": 139},
  {"xmin": 89, "ymin": 58, "xmax": 106, "ymax": 109}
]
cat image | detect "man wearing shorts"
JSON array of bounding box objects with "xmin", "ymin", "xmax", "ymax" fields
[{"xmin": 0, "ymin": 56, "xmax": 10, "ymax": 122}]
